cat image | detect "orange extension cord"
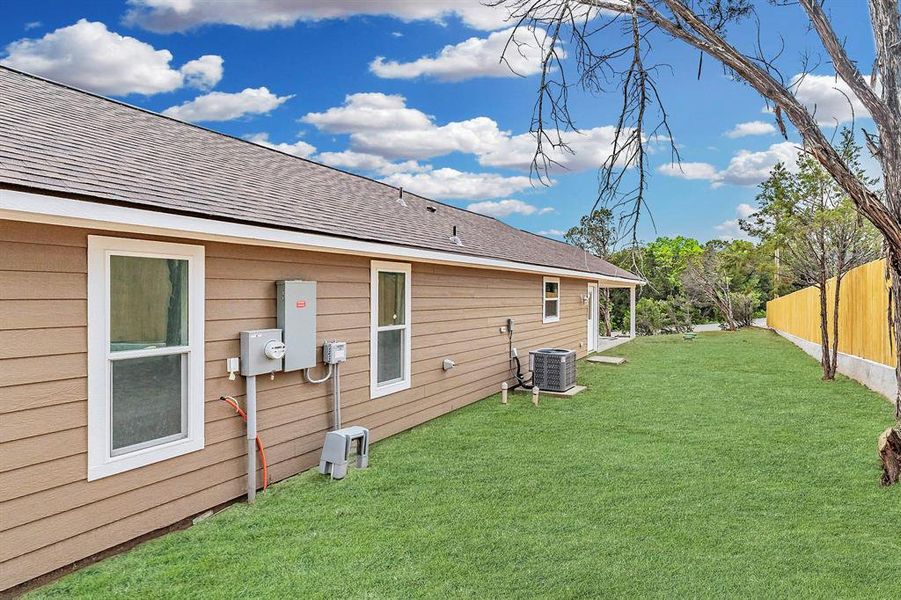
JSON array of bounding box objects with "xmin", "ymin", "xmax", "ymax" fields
[{"xmin": 219, "ymin": 395, "xmax": 269, "ymax": 490}]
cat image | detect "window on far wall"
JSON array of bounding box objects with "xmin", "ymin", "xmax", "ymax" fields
[
  {"xmin": 543, "ymin": 277, "xmax": 560, "ymax": 323},
  {"xmin": 371, "ymin": 260, "xmax": 412, "ymax": 399},
  {"xmin": 87, "ymin": 236, "xmax": 205, "ymax": 480}
]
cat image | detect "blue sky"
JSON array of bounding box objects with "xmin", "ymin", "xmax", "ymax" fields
[{"xmin": 0, "ymin": 1, "xmax": 879, "ymax": 246}]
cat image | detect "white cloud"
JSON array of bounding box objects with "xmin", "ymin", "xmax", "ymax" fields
[
  {"xmin": 656, "ymin": 161, "xmax": 718, "ymax": 180},
  {"xmin": 714, "ymin": 141, "xmax": 799, "ymax": 186},
  {"xmin": 316, "ymin": 150, "xmax": 429, "ymax": 176},
  {"xmin": 370, "ymin": 27, "xmax": 546, "ymax": 81},
  {"xmin": 538, "ymin": 229, "xmax": 565, "ymax": 237},
  {"xmin": 245, "ymin": 132, "xmax": 315, "ymax": 157},
  {"xmin": 724, "ymin": 120, "xmax": 776, "ymax": 138},
  {"xmin": 302, "ymin": 92, "xmax": 433, "ymax": 133},
  {"xmin": 792, "ymin": 73, "xmax": 873, "ymax": 126},
  {"xmin": 1, "ymin": 19, "xmax": 223, "ymax": 96},
  {"xmin": 478, "ymin": 126, "xmax": 632, "ymax": 172},
  {"xmin": 179, "ymin": 54, "xmax": 223, "ymax": 89},
  {"xmin": 125, "ymin": 0, "xmax": 511, "ymax": 32},
  {"xmin": 735, "ymin": 202, "xmax": 755, "ymax": 219},
  {"xmin": 163, "ymin": 87, "xmax": 292, "ymax": 122},
  {"xmin": 381, "ymin": 168, "xmax": 533, "ymax": 200},
  {"xmin": 465, "ymin": 199, "xmax": 551, "ymax": 217},
  {"xmin": 302, "ymin": 93, "xmax": 507, "ymax": 160},
  {"xmin": 24, "ymin": 21, "xmax": 42, "ymax": 30},
  {"xmin": 302, "ymin": 93, "xmax": 627, "ymax": 172},
  {"xmin": 356, "ymin": 116, "xmax": 509, "ymax": 161},
  {"xmin": 658, "ymin": 142, "xmax": 799, "ymax": 187},
  {"xmin": 715, "ymin": 203, "xmax": 756, "ymax": 241}
]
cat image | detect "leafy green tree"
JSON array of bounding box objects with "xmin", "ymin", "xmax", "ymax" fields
[
  {"xmin": 719, "ymin": 240, "xmax": 772, "ymax": 298},
  {"xmin": 741, "ymin": 163, "xmax": 797, "ymax": 298},
  {"xmin": 633, "ymin": 297, "xmax": 665, "ymax": 336},
  {"xmin": 564, "ymin": 209, "xmax": 617, "ymax": 335},
  {"xmin": 742, "ymin": 129, "xmax": 881, "ymax": 379},
  {"xmin": 564, "ymin": 208, "xmax": 616, "ymax": 258},
  {"xmin": 682, "ymin": 244, "xmax": 738, "ymax": 331},
  {"xmin": 608, "ymin": 236, "xmax": 705, "ymax": 328},
  {"xmin": 642, "ymin": 236, "xmax": 704, "ymax": 299}
]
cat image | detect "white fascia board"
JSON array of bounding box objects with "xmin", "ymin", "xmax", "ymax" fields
[{"xmin": 0, "ymin": 188, "xmax": 645, "ymax": 286}]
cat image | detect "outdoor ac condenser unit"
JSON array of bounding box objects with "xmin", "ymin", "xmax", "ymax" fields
[{"xmin": 529, "ymin": 348, "xmax": 577, "ymax": 392}]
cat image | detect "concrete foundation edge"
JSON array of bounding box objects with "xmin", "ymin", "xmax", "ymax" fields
[{"xmin": 767, "ymin": 326, "xmax": 897, "ymax": 402}]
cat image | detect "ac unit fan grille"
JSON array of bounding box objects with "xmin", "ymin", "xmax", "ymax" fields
[{"xmin": 529, "ymin": 348, "xmax": 577, "ymax": 392}]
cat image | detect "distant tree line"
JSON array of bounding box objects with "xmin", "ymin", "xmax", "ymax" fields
[
  {"xmin": 566, "ymin": 215, "xmax": 776, "ymax": 337},
  {"xmin": 566, "ymin": 129, "xmax": 881, "ymax": 347}
]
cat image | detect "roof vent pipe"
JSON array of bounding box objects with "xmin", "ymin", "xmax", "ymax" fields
[
  {"xmin": 397, "ymin": 186, "xmax": 407, "ymax": 207},
  {"xmin": 449, "ymin": 225, "xmax": 463, "ymax": 247}
]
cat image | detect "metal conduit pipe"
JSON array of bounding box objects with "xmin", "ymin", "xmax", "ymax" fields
[
  {"xmin": 245, "ymin": 374, "xmax": 257, "ymax": 502},
  {"xmin": 303, "ymin": 363, "xmax": 333, "ymax": 384},
  {"xmin": 333, "ymin": 363, "xmax": 341, "ymax": 430}
]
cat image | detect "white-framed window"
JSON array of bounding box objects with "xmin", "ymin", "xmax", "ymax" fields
[
  {"xmin": 370, "ymin": 260, "xmax": 412, "ymax": 399},
  {"xmin": 543, "ymin": 276, "xmax": 561, "ymax": 323},
  {"xmin": 87, "ymin": 236, "xmax": 205, "ymax": 480}
]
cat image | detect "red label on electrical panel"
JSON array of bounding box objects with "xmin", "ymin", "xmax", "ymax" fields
[{"xmin": 295, "ymin": 300, "xmax": 306, "ymax": 309}]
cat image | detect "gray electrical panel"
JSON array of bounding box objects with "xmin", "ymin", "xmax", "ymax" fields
[
  {"xmin": 277, "ymin": 280, "xmax": 317, "ymax": 371},
  {"xmin": 240, "ymin": 329, "xmax": 285, "ymax": 376}
]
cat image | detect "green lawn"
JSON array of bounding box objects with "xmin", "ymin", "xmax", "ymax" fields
[{"xmin": 31, "ymin": 329, "xmax": 900, "ymax": 599}]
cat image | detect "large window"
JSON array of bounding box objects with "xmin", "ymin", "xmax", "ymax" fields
[
  {"xmin": 370, "ymin": 260, "xmax": 412, "ymax": 399},
  {"xmin": 543, "ymin": 277, "xmax": 560, "ymax": 323},
  {"xmin": 88, "ymin": 236, "xmax": 205, "ymax": 480}
]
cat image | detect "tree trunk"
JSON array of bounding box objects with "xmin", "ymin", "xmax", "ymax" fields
[
  {"xmin": 715, "ymin": 289, "xmax": 737, "ymax": 331},
  {"xmin": 890, "ymin": 250, "xmax": 901, "ymax": 424},
  {"xmin": 717, "ymin": 300, "xmax": 736, "ymax": 331},
  {"xmin": 818, "ymin": 281, "xmax": 833, "ymax": 380},
  {"xmin": 879, "ymin": 427, "xmax": 901, "ymax": 486},
  {"xmin": 882, "ymin": 239, "xmax": 901, "ymax": 487},
  {"xmin": 774, "ymin": 246, "xmax": 781, "ymax": 295},
  {"xmin": 829, "ymin": 276, "xmax": 842, "ymax": 380},
  {"xmin": 601, "ymin": 288, "xmax": 612, "ymax": 336}
]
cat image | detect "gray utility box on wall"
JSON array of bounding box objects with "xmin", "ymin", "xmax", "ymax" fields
[
  {"xmin": 530, "ymin": 348, "xmax": 577, "ymax": 392},
  {"xmin": 277, "ymin": 280, "xmax": 317, "ymax": 371},
  {"xmin": 240, "ymin": 329, "xmax": 285, "ymax": 376}
]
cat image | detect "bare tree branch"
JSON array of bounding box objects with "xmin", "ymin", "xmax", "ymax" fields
[{"xmin": 498, "ymin": 0, "xmax": 901, "ymax": 428}]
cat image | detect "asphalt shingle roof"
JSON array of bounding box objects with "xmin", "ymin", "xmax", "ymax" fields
[{"xmin": 0, "ymin": 67, "xmax": 639, "ymax": 281}]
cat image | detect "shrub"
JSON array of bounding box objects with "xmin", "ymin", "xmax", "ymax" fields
[
  {"xmin": 661, "ymin": 295, "xmax": 694, "ymax": 333},
  {"xmin": 634, "ymin": 297, "xmax": 665, "ymax": 335},
  {"xmin": 633, "ymin": 296, "xmax": 694, "ymax": 335},
  {"xmin": 730, "ymin": 292, "xmax": 758, "ymax": 328}
]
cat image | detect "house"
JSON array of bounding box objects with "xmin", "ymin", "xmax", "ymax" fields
[{"xmin": 0, "ymin": 66, "xmax": 641, "ymax": 590}]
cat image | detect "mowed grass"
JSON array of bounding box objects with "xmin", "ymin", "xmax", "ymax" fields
[{"xmin": 30, "ymin": 329, "xmax": 900, "ymax": 599}]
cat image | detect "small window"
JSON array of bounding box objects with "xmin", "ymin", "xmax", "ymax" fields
[
  {"xmin": 371, "ymin": 261, "xmax": 412, "ymax": 398},
  {"xmin": 543, "ymin": 277, "xmax": 560, "ymax": 323},
  {"xmin": 88, "ymin": 236, "xmax": 205, "ymax": 480}
]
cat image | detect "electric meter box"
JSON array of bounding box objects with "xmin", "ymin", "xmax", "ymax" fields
[
  {"xmin": 240, "ymin": 329, "xmax": 284, "ymax": 376},
  {"xmin": 277, "ymin": 280, "xmax": 317, "ymax": 371}
]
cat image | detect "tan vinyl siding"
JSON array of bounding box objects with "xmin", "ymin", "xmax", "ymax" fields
[{"xmin": 0, "ymin": 219, "xmax": 592, "ymax": 589}]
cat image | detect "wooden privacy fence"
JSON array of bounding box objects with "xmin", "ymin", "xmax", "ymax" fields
[{"xmin": 766, "ymin": 258, "xmax": 895, "ymax": 367}]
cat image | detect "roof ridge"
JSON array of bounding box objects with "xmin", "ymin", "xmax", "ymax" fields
[
  {"xmin": 0, "ymin": 66, "xmax": 541, "ymax": 240},
  {"xmin": 0, "ymin": 65, "xmax": 639, "ymax": 281}
]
